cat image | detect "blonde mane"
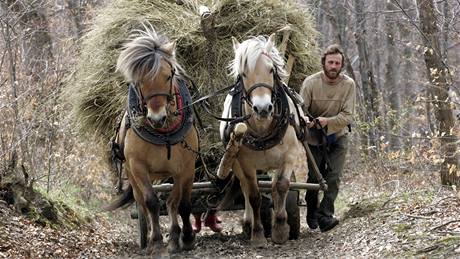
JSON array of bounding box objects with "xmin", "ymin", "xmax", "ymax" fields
[
  {"xmin": 116, "ymin": 23, "xmax": 185, "ymax": 84},
  {"xmin": 229, "ymin": 35, "xmax": 287, "ymax": 80}
]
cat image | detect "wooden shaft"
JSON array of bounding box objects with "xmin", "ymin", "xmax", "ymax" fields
[{"xmin": 152, "ymin": 181, "xmax": 320, "ymax": 193}]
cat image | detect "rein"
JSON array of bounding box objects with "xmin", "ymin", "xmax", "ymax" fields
[
  {"xmin": 241, "ymin": 76, "xmax": 290, "ymax": 151},
  {"xmin": 174, "ymin": 79, "xmax": 252, "ymax": 123},
  {"xmin": 243, "ymin": 82, "xmax": 274, "ymax": 107}
]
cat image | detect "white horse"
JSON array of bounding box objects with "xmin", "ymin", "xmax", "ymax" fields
[{"xmin": 219, "ymin": 34, "xmax": 307, "ymax": 245}]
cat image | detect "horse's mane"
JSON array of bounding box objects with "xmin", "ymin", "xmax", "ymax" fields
[
  {"xmin": 229, "ymin": 36, "xmax": 287, "ymax": 80},
  {"xmin": 116, "ymin": 23, "xmax": 185, "ymax": 84}
]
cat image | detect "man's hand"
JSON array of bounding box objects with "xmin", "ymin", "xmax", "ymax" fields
[
  {"xmin": 316, "ymin": 117, "xmax": 329, "ymax": 127},
  {"xmin": 302, "ymin": 115, "xmax": 314, "ymax": 128}
]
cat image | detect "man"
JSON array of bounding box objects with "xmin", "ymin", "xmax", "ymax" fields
[{"xmin": 299, "ymin": 44, "xmax": 356, "ymax": 232}]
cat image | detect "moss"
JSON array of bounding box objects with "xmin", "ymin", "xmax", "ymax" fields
[
  {"xmin": 394, "ymin": 223, "xmax": 412, "ymax": 233},
  {"xmin": 342, "ymin": 197, "xmax": 384, "ymax": 220}
]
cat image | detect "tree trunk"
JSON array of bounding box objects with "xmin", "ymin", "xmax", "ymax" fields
[
  {"xmin": 353, "ymin": 0, "xmax": 380, "ymax": 151},
  {"xmin": 416, "ymin": 0, "xmax": 459, "ymax": 186},
  {"xmin": 322, "ymin": 0, "xmax": 356, "ymax": 82},
  {"xmin": 2, "ymin": 0, "xmax": 55, "ymax": 180},
  {"xmin": 397, "ymin": 0, "xmax": 416, "ymax": 150},
  {"xmin": 385, "ymin": 1, "xmax": 401, "ymax": 150}
]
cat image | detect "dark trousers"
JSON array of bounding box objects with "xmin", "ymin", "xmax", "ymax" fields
[{"xmin": 305, "ymin": 135, "xmax": 348, "ymax": 218}]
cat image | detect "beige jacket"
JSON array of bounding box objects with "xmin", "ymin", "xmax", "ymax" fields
[{"xmin": 300, "ymin": 71, "xmax": 356, "ymax": 140}]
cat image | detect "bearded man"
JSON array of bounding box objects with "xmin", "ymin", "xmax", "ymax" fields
[{"xmin": 299, "ymin": 44, "xmax": 356, "ymax": 232}]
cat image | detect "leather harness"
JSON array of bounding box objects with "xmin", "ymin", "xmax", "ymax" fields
[
  {"xmin": 126, "ymin": 79, "xmax": 194, "ymax": 158},
  {"xmin": 223, "ymin": 75, "xmax": 305, "ymax": 151}
]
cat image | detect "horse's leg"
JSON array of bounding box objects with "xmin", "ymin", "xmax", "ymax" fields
[
  {"xmin": 232, "ymin": 161, "xmax": 252, "ymax": 238},
  {"xmin": 178, "ymin": 172, "xmax": 195, "ymax": 251},
  {"xmin": 271, "ymin": 163, "xmax": 292, "ymax": 244},
  {"xmin": 236, "ymin": 160, "xmax": 266, "ymax": 247},
  {"xmin": 127, "ymin": 174, "xmax": 150, "ymax": 254},
  {"xmin": 165, "ymin": 175, "xmax": 183, "ymax": 254},
  {"xmin": 129, "ymin": 164, "xmax": 163, "ymax": 254}
]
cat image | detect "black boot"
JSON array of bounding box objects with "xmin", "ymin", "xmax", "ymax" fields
[
  {"xmin": 318, "ymin": 216, "xmax": 339, "ymax": 232},
  {"xmin": 305, "ymin": 191, "xmax": 318, "ymax": 230},
  {"xmin": 306, "ymin": 211, "xmax": 318, "ymax": 230}
]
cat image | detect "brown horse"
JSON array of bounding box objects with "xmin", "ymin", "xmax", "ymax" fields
[
  {"xmin": 105, "ymin": 24, "xmax": 198, "ymax": 255},
  {"xmin": 219, "ymin": 35, "xmax": 307, "ymax": 246}
]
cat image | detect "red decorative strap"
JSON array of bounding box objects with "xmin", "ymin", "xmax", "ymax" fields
[{"xmin": 156, "ymin": 86, "xmax": 183, "ymax": 133}]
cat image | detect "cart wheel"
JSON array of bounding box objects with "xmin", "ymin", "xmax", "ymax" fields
[
  {"xmin": 260, "ymin": 195, "xmax": 273, "ymax": 238},
  {"xmin": 137, "ymin": 203, "xmax": 148, "ymax": 249},
  {"xmin": 286, "ymin": 190, "xmax": 300, "ymax": 240}
]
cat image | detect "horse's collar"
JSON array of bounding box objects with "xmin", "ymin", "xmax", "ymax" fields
[
  {"xmin": 127, "ymin": 79, "xmax": 194, "ymax": 146},
  {"xmin": 227, "ymin": 80, "xmax": 290, "ymax": 151}
]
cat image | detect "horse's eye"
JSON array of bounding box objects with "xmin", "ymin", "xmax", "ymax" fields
[
  {"xmin": 270, "ymin": 68, "xmax": 274, "ymax": 74},
  {"xmin": 241, "ymin": 73, "xmax": 247, "ymax": 78}
]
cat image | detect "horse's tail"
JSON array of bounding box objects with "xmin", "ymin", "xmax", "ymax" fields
[{"xmin": 103, "ymin": 184, "xmax": 135, "ymax": 211}]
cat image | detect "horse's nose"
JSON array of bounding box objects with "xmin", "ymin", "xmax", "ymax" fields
[
  {"xmin": 253, "ymin": 103, "xmax": 273, "ymax": 118},
  {"xmin": 157, "ymin": 115, "xmax": 167, "ymax": 125},
  {"xmin": 147, "ymin": 113, "xmax": 167, "ymax": 127}
]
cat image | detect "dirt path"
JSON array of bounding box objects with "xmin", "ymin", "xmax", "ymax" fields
[{"xmin": 1, "ymin": 170, "xmax": 460, "ymax": 258}]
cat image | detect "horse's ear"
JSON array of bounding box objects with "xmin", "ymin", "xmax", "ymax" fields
[
  {"xmin": 232, "ymin": 36, "xmax": 240, "ymax": 51},
  {"xmin": 162, "ymin": 41, "xmax": 176, "ymax": 56},
  {"xmin": 266, "ymin": 33, "xmax": 276, "ymax": 52}
]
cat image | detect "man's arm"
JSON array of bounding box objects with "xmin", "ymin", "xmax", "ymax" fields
[
  {"xmin": 300, "ymin": 77, "xmax": 313, "ymax": 117},
  {"xmin": 325, "ymin": 80, "xmax": 356, "ymax": 133}
]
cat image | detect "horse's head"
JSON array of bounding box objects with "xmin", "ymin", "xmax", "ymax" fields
[
  {"xmin": 117, "ymin": 23, "xmax": 183, "ymax": 128},
  {"xmin": 230, "ymin": 34, "xmax": 286, "ymax": 120}
]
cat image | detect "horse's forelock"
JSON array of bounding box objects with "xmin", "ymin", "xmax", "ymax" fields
[
  {"xmin": 229, "ymin": 36, "xmax": 287, "ymax": 80},
  {"xmin": 116, "ymin": 26, "xmax": 183, "ymax": 83}
]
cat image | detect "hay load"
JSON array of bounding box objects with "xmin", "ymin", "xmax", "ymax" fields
[{"xmin": 65, "ymin": 0, "xmax": 319, "ymax": 158}]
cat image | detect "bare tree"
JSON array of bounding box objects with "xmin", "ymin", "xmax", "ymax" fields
[
  {"xmin": 321, "ymin": 0, "xmax": 357, "ymax": 82},
  {"xmin": 353, "ymin": 0, "xmax": 380, "ymax": 151},
  {"xmin": 416, "ymin": 0, "xmax": 458, "ymax": 186},
  {"xmin": 385, "ymin": 1, "xmax": 401, "ymax": 149}
]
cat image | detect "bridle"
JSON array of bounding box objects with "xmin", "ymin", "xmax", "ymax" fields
[
  {"xmin": 240, "ymin": 66, "xmax": 281, "ymax": 114},
  {"xmin": 135, "ymin": 61, "xmax": 178, "ymax": 128},
  {"xmin": 141, "ymin": 65, "xmax": 176, "ymax": 105}
]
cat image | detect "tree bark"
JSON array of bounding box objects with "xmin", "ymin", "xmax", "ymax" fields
[
  {"xmin": 354, "ymin": 0, "xmax": 380, "ymax": 150},
  {"xmin": 385, "ymin": 1, "xmax": 401, "ymax": 149},
  {"xmin": 416, "ymin": 0, "xmax": 458, "ymax": 186},
  {"xmin": 322, "ymin": 0, "xmax": 356, "ymax": 82}
]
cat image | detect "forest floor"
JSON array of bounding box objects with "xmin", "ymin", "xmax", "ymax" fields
[{"xmin": 1, "ymin": 167, "xmax": 460, "ymax": 258}]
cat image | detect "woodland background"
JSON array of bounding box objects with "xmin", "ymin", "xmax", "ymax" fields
[{"xmin": 0, "ymin": 0, "xmax": 459, "ymax": 257}]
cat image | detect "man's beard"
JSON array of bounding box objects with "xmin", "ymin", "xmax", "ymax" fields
[{"xmin": 323, "ymin": 66, "xmax": 341, "ymax": 80}]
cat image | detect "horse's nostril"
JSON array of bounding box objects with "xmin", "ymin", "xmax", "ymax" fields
[
  {"xmin": 253, "ymin": 106, "xmax": 259, "ymax": 113},
  {"xmin": 268, "ymin": 104, "xmax": 273, "ymax": 112}
]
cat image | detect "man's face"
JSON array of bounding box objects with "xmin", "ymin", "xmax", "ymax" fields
[{"xmin": 323, "ymin": 53, "xmax": 343, "ymax": 80}]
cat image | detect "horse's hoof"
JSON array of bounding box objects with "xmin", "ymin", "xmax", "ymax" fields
[
  {"xmin": 234, "ymin": 122, "xmax": 247, "ymax": 137},
  {"xmin": 250, "ymin": 237, "xmax": 267, "ymax": 248},
  {"xmin": 167, "ymin": 241, "xmax": 181, "ymax": 254},
  {"xmin": 181, "ymin": 239, "xmax": 195, "ymax": 251},
  {"xmin": 146, "ymin": 242, "xmax": 165, "ymax": 255},
  {"xmin": 241, "ymin": 221, "xmax": 251, "ymax": 239},
  {"xmin": 180, "ymin": 232, "xmax": 195, "ymax": 251},
  {"xmin": 271, "ymin": 223, "xmax": 289, "ymax": 244}
]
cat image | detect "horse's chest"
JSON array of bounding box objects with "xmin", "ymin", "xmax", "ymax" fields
[{"xmin": 238, "ymin": 143, "xmax": 289, "ymax": 170}]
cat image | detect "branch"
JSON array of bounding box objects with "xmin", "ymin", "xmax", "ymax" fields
[
  {"xmin": 392, "ymin": 0, "xmax": 450, "ymax": 71},
  {"xmin": 430, "ymin": 220, "xmax": 460, "ymax": 231}
]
